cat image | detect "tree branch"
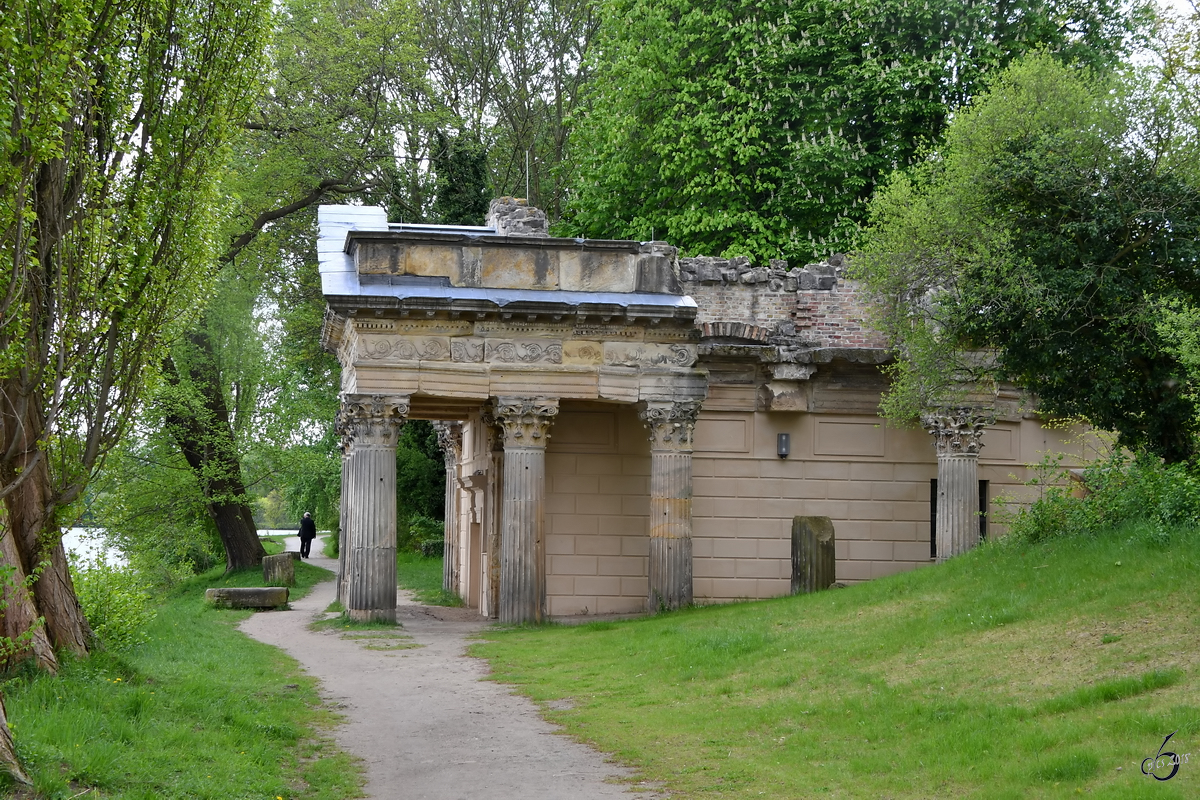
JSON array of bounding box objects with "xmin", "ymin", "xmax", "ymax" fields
[{"xmin": 220, "ymin": 179, "xmax": 373, "ymax": 264}]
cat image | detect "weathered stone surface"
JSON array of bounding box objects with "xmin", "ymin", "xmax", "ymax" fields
[
  {"xmin": 488, "ymin": 196, "xmax": 549, "ymax": 237},
  {"xmin": 205, "ymin": 587, "xmax": 289, "ymax": 609},
  {"xmin": 495, "ymin": 398, "xmax": 559, "ymax": 624},
  {"xmin": 263, "ymin": 553, "xmax": 295, "ymax": 587},
  {"xmin": 640, "ymin": 400, "xmax": 701, "ymax": 611},
  {"xmin": 792, "ymin": 516, "xmax": 836, "ymax": 594}
]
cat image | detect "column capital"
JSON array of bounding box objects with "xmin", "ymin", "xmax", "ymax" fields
[
  {"xmin": 639, "ymin": 399, "xmax": 703, "ymax": 451},
  {"xmin": 921, "ymin": 406, "xmax": 995, "ymax": 456},
  {"xmin": 433, "ymin": 420, "xmax": 463, "ymax": 467},
  {"xmin": 493, "ymin": 397, "xmax": 559, "ymax": 448},
  {"xmin": 341, "ymin": 393, "xmax": 410, "ymax": 447}
]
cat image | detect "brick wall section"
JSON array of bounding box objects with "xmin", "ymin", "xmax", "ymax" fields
[
  {"xmin": 794, "ymin": 281, "xmax": 889, "ymax": 349},
  {"xmin": 680, "ymin": 255, "xmax": 888, "ymax": 349}
]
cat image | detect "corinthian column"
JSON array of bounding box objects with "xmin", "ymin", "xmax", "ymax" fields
[
  {"xmin": 639, "ymin": 400, "xmax": 702, "ymax": 611},
  {"xmin": 433, "ymin": 421, "xmax": 463, "ymax": 594},
  {"xmin": 493, "ymin": 397, "xmax": 558, "ymax": 624},
  {"xmin": 342, "ymin": 394, "xmax": 409, "ymax": 623},
  {"xmin": 334, "ymin": 409, "xmax": 352, "ymax": 605},
  {"xmin": 922, "ymin": 407, "xmax": 993, "ymax": 562},
  {"xmin": 481, "ymin": 408, "xmax": 504, "ymax": 619}
]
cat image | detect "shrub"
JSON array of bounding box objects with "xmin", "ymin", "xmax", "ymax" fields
[
  {"xmin": 397, "ymin": 512, "xmax": 444, "ymax": 553},
  {"xmin": 70, "ymin": 556, "xmax": 156, "ymax": 652},
  {"xmin": 1004, "ymin": 451, "xmax": 1200, "ymax": 544}
]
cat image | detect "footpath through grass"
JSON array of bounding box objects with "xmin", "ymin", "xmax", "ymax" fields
[
  {"xmin": 5, "ymin": 561, "xmax": 363, "ymax": 800},
  {"xmin": 473, "ymin": 524, "xmax": 1200, "ymax": 799}
]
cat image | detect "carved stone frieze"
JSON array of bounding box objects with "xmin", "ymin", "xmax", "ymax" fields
[
  {"xmin": 359, "ymin": 336, "xmax": 449, "ymax": 361},
  {"xmin": 485, "ymin": 339, "xmax": 563, "ymax": 364},
  {"xmin": 639, "ymin": 400, "xmax": 703, "ymax": 451},
  {"xmin": 562, "ymin": 341, "xmax": 603, "ymax": 365},
  {"xmin": 604, "ymin": 343, "xmax": 696, "ymax": 369},
  {"xmin": 450, "ymin": 337, "xmax": 485, "ymax": 363},
  {"xmin": 921, "ymin": 406, "xmax": 995, "ymax": 456},
  {"xmin": 493, "ymin": 397, "xmax": 559, "ymax": 448},
  {"xmin": 341, "ymin": 393, "xmax": 410, "ymax": 446}
]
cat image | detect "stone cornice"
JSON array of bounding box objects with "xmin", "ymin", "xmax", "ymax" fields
[
  {"xmin": 921, "ymin": 407, "xmax": 995, "ymax": 456},
  {"xmin": 493, "ymin": 397, "xmax": 559, "ymax": 448},
  {"xmin": 639, "ymin": 400, "xmax": 703, "ymax": 452}
]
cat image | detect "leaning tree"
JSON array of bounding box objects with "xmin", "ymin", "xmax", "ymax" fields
[{"xmin": 0, "ymin": 0, "xmax": 270, "ymax": 676}]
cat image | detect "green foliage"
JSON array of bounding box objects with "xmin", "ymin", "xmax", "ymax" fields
[
  {"xmin": 69, "ymin": 558, "xmax": 156, "ymax": 653},
  {"xmin": 0, "ymin": 0, "xmax": 272, "ymax": 502},
  {"xmin": 417, "ymin": 0, "xmax": 598, "ymax": 218},
  {"xmin": 430, "ymin": 132, "xmax": 491, "ymax": 224},
  {"xmin": 397, "ymin": 421, "xmax": 446, "ymax": 522},
  {"xmin": 1002, "ymin": 449, "xmax": 1200, "ymax": 545},
  {"xmin": 857, "ymin": 52, "xmax": 1200, "ymax": 461},
  {"xmin": 4, "ymin": 562, "xmax": 361, "ymax": 798},
  {"xmin": 88, "ymin": 441, "xmax": 224, "ymax": 585},
  {"xmin": 562, "ymin": 0, "xmax": 1142, "ymax": 263}
]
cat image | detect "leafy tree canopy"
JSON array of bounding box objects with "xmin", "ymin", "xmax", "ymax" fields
[
  {"xmin": 856, "ymin": 51, "xmax": 1200, "ymax": 463},
  {"xmin": 561, "ymin": 0, "xmax": 1145, "ymax": 262}
]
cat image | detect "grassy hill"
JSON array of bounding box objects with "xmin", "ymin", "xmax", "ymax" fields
[{"xmin": 473, "ymin": 523, "xmax": 1200, "ymax": 799}]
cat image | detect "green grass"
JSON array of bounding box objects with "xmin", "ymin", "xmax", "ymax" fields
[
  {"xmin": 4, "ymin": 561, "xmax": 363, "ymax": 800},
  {"xmin": 260, "ymin": 537, "xmax": 286, "ymax": 556},
  {"xmin": 396, "ymin": 553, "xmax": 463, "ymax": 607},
  {"xmin": 472, "ymin": 524, "xmax": 1200, "ymax": 799}
]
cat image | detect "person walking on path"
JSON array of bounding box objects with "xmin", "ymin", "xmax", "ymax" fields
[{"xmin": 298, "ymin": 512, "xmax": 317, "ymax": 558}]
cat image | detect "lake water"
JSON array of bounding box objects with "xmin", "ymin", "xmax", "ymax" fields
[
  {"xmin": 62, "ymin": 527, "xmax": 125, "ymax": 567},
  {"xmin": 61, "ymin": 527, "xmax": 301, "ymax": 569}
]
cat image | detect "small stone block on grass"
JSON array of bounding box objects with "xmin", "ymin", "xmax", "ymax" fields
[
  {"xmin": 205, "ymin": 587, "xmax": 289, "ymax": 609},
  {"xmin": 263, "ymin": 553, "xmax": 295, "ymax": 586}
]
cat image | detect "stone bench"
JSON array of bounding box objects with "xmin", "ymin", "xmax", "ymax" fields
[{"xmin": 204, "ymin": 587, "xmax": 289, "ymax": 609}]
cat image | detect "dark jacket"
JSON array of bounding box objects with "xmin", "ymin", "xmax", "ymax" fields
[{"xmin": 298, "ymin": 517, "xmax": 317, "ymax": 539}]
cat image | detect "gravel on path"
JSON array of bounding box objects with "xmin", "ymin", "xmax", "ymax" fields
[{"xmin": 240, "ymin": 538, "xmax": 646, "ymax": 800}]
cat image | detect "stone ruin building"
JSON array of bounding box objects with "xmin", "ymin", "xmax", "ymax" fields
[{"xmin": 320, "ymin": 197, "xmax": 1087, "ymax": 624}]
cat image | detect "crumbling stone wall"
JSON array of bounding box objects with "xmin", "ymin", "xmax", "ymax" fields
[
  {"xmin": 487, "ymin": 196, "xmax": 549, "ymax": 237},
  {"xmin": 680, "ymin": 254, "xmax": 888, "ymax": 349}
]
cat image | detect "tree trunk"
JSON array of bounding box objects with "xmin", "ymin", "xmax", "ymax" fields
[
  {"xmin": 0, "ymin": 384, "xmax": 92, "ymax": 668},
  {"xmin": 0, "ymin": 693, "xmax": 31, "ymax": 786},
  {"xmin": 163, "ymin": 331, "xmax": 265, "ymax": 573}
]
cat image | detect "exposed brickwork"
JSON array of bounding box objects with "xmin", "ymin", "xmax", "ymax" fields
[
  {"xmin": 794, "ymin": 281, "xmax": 889, "ymax": 349},
  {"xmin": 680, "ymin": 254, "xmax": 888, "ymax": 349}
]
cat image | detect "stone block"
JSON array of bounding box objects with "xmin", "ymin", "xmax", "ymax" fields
[
  {"xmin": 205, "ymin": 587, "xmax": 289, "ymax": 609},
  {"xmin": 791, "ymin": 516, "xmax": 835, "ymax": 594},
  {"xmin": 262, "ymin": 554, "xmax": 295, "ymax": 587}
]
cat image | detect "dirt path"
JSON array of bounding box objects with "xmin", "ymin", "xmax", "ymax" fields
[{"xmin": 239, "ymin": 540, "xmax": 643, "ymax": 800}]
